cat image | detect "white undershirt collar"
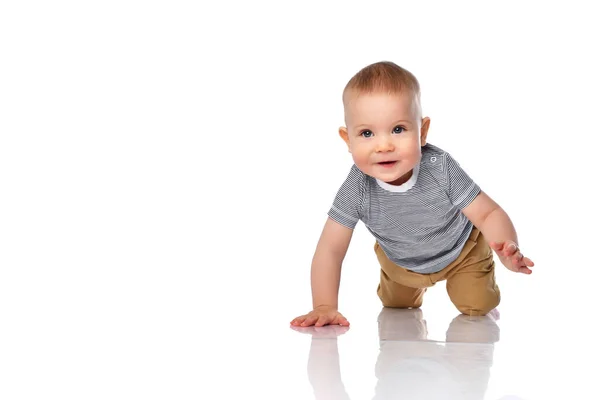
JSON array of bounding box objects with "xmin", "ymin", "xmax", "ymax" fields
[{"xmin": 375, "ymin": 162, "xmax": 420, "ymax": 192}]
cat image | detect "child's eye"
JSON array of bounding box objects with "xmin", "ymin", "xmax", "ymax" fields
[
  {"xmin": 393, "ymin": 126, "xmax": 405, "ymax": 134},
  {"xmin": 361, "ymin": 130, "xmax": 373, "ymax": 138}
]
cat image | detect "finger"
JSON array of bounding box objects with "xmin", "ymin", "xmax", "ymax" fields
[
  {"xmin": 513, "ymin": 252, "xmax": 524, "ymax": 264},
  {"xmin": 333, "ymin": 315, "xmax": 350, "ymax": 326},
  {"xmin": 522, "ymin": 256, "xmax": 534, "ymax": 267},
  {"xmin": 314, "ymin": 315, "xmax": 331, "ymax": 327},
  {"xmin": 290, "ymin": 316, "xmax": 306, "ymax": 326},
  {"xmin": 518, "ymin": 266, "xmax": 532, "ymax": 274},
  {"xmin": 301, "ymin": 315, "xmax": 318, "ymax": 327},
  {"xmin": 505, "ymin": 243, "xmax": 519, "ymax": 257}
]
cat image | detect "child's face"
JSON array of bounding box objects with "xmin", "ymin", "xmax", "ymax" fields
[{"xmin": 339, "ymin": 91, "xmax": 430, "ymax": 185}]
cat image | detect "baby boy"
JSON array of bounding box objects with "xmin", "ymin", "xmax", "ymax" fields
[{"xmin": 291, "ymin": 61, "xmax": 535, "ymax": 327}]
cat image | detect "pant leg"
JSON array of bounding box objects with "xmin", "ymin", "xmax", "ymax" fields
[
  {"xmin": 377, "ymin": 268, "xmax": 427, "ymax": 308},
  {"xmin": 444, "ymin": 229, "xmax": 501, "ymax": 316},
  {"xmin": 374, "ymin": 242, "xmax": 432, "ymax": 308}
]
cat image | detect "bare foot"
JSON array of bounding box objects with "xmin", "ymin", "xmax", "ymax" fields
[{"xmin": 488, "ymin": 308, "xmax": 500, "ymax": 321}]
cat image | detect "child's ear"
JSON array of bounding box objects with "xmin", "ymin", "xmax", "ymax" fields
[
  {"xmin": 420, "ymin": 117, "xmax": 431, "ymax": 146},
  {"xmin": 339, "ymin": 127, "xmax": 351, "ymax": 152}
]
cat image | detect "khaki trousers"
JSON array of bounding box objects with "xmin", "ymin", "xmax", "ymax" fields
[{"xmin": 375, "ymin": 227, "xmax": 500, "ymax": 316}]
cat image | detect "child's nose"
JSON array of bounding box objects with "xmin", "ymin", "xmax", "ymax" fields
[{"xmin": 375, "ymin": 136, "xmax": 395, "ymax": 152}]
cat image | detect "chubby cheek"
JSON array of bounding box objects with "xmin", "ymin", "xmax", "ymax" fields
[
  {"xmin": 399, "ymin": 142, "xmax": 422, "ymax": 161},
  {"xmin": 350, "ymin": 148, "xmax": 371, "ymax": 168}
]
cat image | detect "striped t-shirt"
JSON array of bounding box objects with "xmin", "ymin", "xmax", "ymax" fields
[{"xmin": 328, "ymin": 143, "xmax": 481, "ymax": 274}]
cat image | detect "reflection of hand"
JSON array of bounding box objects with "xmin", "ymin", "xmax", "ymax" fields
[
  {"xmin": 290, "ymin": 324, "xmax": 350, "ymax": 338},
  {"xmin": 302, "ymin": 324, "xmax": 352, "ymax": 400}
]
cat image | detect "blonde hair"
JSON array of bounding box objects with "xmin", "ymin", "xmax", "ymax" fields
[{"xmin": 343, "ymin": 61, "xmax": 422, "ymax": 118}]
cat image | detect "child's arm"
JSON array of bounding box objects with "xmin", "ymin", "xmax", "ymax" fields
[
  {"xmin": 290, "ymin": 217, "xmax": 353, "ymax": 327},
  {"xmin": 462, "ymin": 191, "xmax": 535, "ymax": 274},
  {"xmin": 311, "ymin": 217, "xmax": 353, "ymax": 309}
]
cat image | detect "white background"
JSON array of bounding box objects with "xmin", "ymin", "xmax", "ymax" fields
[{"xmin": 1, "ymin": 1, "xmax": 599, "ymax": 399}]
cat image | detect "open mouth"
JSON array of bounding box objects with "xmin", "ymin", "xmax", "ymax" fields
[{"xmin": 378, "ymin": 161, "xmax": 397, "ymax": 167}]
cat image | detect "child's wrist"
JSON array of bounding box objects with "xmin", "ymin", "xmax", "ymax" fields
[{"xmin": 314, "ymin": 304, "xmax": 337, "ymax": 310}]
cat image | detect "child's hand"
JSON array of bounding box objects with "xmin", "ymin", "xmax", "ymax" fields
[
  {"xmin": 290, "ymin": 305, "xmax": 350, "ymax": 327},
  {"xmin": 490, "ymin": 241, "xmax": 535, "ymax": 274}
]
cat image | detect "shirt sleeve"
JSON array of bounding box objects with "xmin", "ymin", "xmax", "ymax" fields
[
  {"xmin": 327, "ymin": 165, "xmax": 366, "ymax": 229},
  {"xmin": 444, "ymin": 152, "xmax": 481, "ymax": 209}
]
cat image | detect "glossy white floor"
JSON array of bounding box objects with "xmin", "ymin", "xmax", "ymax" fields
[
  {"xmin": 285, "ymin": 287, "xmax": 600, "ymax": 400},
  {"xmin": 3, "ymin": 244, "xmax": 599, "ymax": 400}
]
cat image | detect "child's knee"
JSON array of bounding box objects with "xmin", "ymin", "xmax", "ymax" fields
[
  {"xmin": 454, "ymin": 291, "xmax": 500, "ymax": 316},
  {"xmin": 378, "ymin": 290, "xmax": 424, "ymax": 309},
  {"xmin": 377, "ymin": 284, "xmax": 425, "ymax": 309},
  {"xmin": 381, "ymin": 298, "xmax": 423, "ymax": 309}
]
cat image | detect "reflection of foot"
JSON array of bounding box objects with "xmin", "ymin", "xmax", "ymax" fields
[
  {"xmin": 290, "ymin": 324, "xmax": 350, "ymax": 338},
  {"xmin": 377, "ymin": 307, "xmax": 428, "ymax": 341},
  {"xmin": 446, "ymin": 310, "xmax": 500, "ymax": 343}
]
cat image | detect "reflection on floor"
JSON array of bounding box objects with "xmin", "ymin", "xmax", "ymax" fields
[{"xmin": 292, "ymin": 307, "xmax": 523, "ymax": 400}]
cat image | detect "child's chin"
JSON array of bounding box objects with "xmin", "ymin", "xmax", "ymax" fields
[{"xmin": 381, "ymin": 172, "xmax": 409, "ymax": 184}]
